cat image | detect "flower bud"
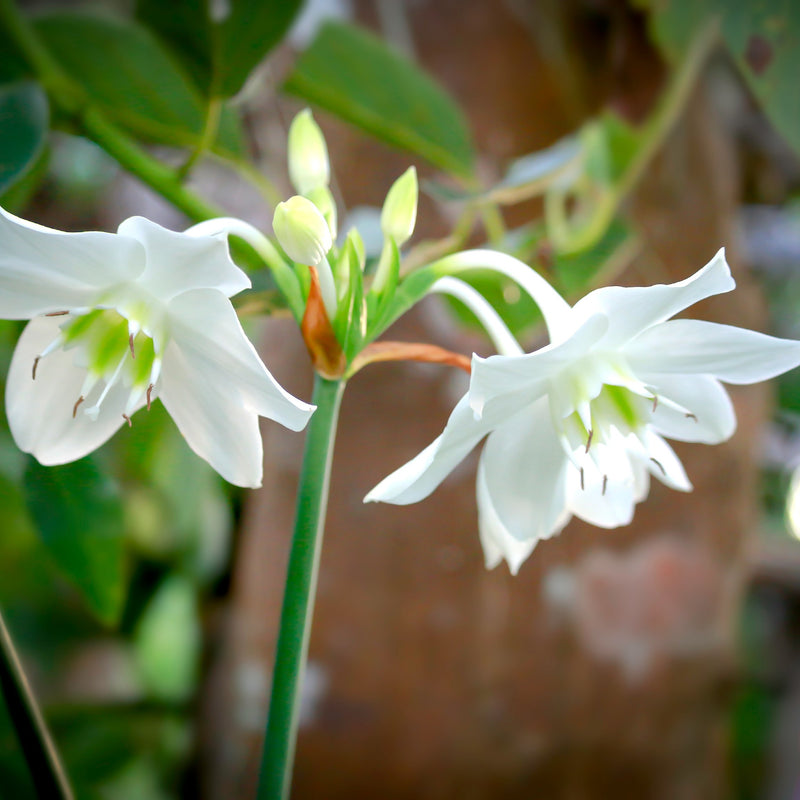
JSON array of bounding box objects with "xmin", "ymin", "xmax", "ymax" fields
[
  {"xmin": 273, "ymin": 195, "xmax": 333, "ymax": 266},
  {"xmin": 380, "ymin": 166, "xmax": 418, "ymax": 247},
  {"xmin": 306, "ymin": 185, "xmax": 338, "ymax": 241},
  {"xmin": 288, "ymin": 109, "xmax": 330, "ymax": 194}
]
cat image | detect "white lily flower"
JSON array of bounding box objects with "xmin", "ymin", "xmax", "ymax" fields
[
  {"xmin": 366, "ymin": 249, "xmax": 800, "ymax": 573},
  {"xmin": 0, "ymin": 207, "xmax": 315, "ymax": 488}
]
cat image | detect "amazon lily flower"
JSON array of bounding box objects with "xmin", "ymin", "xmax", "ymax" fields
[
  {"xmin": 366, "ymin": 249, "xmax": 800, "ymax": 573},
  {"xmin": 0, "ymin": 207, "xmax": 314, "ymax": 487}
]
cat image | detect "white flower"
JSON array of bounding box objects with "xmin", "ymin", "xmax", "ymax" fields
[
  {"xmin": 0, "ymin": 207, "xmax": 315, "ymax": 488},
  {"xmin": 366, "ymin": 249, "xmax": 800, "ymax": 573}
]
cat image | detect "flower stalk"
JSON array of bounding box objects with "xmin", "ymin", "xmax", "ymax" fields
[{"xmin": 257, "ymin": 374, "xmax": 345, "ymax": 800}]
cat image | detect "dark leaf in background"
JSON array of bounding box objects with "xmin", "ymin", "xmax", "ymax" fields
[
  {"xmin": 284, "ymin": 21, "xmax": 475, "ymax": 178},
  {"xmin": 0, "ymin": 82, "xmax": 48, "ymax": 195},
  {"xmin": 23, "ymin": 458, "xmax": 126, "ymax": 627}
]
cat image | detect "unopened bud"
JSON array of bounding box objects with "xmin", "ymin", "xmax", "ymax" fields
[
  {"xmin": 380, "ymin": 166, "xmax": 418, "ymax": 247},
  {"xmin": 306, "ymin": 185, "xmax": 338, "ymax": 241},
  {"xmin": 288, "ymin": 109, "xmax": 330, "ymax": 194},
  {"xmin": 273, "ymin": 196, "xmax": 332, "ymax": 266}
]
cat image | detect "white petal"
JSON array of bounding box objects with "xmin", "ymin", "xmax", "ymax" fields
[
  {"xmin": 625, "ymin": 319, "xmax": 800, "ymax": 384},
  {"xmin": 118, "ymin": 217, "xmax": 251, "ymax": 300},
  {"xmin": 640, "ymin": 429, "xmax": 692, "ymax": 491},
  {"xmin": 469, "ymin": 312, "xmax": 609, "ymax": 416},
  {"xmin": 476, "ymin": 460, "xmax": 540, "ymax": 575},
  {"xmin": 166, "ymin": 289, "xmax": 314, "ymax": 432},
  {"xmin": 641, "ymin": 372, "xmax": 736, "ymax": 444},
  {"xmin": 479, "ymin": 399, "xmax": 571, "ymax": 544},
  {"xmin": 5, "ymin": 317, "xmax": 133, "ymax": 463},
  {"xmin": 0, "ymin": 205, "xmax": 144, "ymax": 318},
  {"xmin": 158, "ymin": 337, "xmax": 265, "ymax": 488},
  {"xmin": 569, "ymin": 248, "xmax": 734, "ymax": 347}
]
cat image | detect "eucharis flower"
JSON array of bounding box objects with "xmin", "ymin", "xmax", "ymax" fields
[
  {"xmin": 366, "ymin": 249, "xmax": 800, "ymax": 573},
  {"xmin": 0, "ymin": 207, "xmax": 315, "ymax": 488}
]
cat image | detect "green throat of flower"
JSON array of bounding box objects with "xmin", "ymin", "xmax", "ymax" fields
[{"xmin": 33, "ymin": 308, "xmax": 162, "ymax": 425}]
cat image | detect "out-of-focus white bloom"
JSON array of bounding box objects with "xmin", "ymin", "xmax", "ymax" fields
[
  {"xmin": 0, "ymin": 207, "xmax": 314, "ymax": 487},
  {"xmin": 287, "ymin": 109, "xmax": 330, "ymax": 195},
  {"xmin": 367, "ymin": 249, "xmax": 800, "ymax": 573}
]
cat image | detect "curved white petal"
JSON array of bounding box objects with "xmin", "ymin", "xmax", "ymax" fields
[
  {"xmin": 641, "ymin": 372, "xmax": 736, "ymax": 443},
  {"xmin": 476, "ymin": 460, "xmax": 540, "ymax": 575},
  {"xmin": 625, "ymin": 319, "xmax": 800, "ymax": 385},
  {"xmin": 5, "ymin": 317, "xmax": 133, "ymax": 463},
  {"xmin": 479, "ymin": 399, "xmax": 571, "ymax": 545},
  {"xmin": 569, "ymin": 248, "xmax": 734, "ymax": 347},
  {"xmin": 158, "ymin": 337, "xmax": 265, "ymax": 488},
  {"xmin": 166, "ymin": 289, "xmax": 314, "ymax": 432},
  {"xmin": 118, "ymin": 217, "xmax": 251, "ymax": 300},
  {"xmin": 469, "ymin": 312, "xmax": 609, "ymax": 416},
  {"xmin": 0, "ymin": 205, "xmax": 144, "ymax": 318}
]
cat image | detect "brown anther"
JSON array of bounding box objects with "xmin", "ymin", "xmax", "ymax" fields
[
  {"xmin": 650, "ymin": 457, "xmax": 666, "ymax": 475},
  {"xmin": 602, "ymin": 475, "xmax": 608, "ymax": 496},
  {"xmin": 146, "ymin": 383, "xmax": 154, "ymax": 411},
  {"xmin": 685, "ymin": 412, "xmax": 698, "ymax": 421},
  {"xmin": 45, "ymin": 311, "xmax": 68, "ymax": 317},
  {"xmin": 129, "ymin": 333, "xmax": 136, "ymax": 359},
  {"xmin": 122, "ymin": 413, "xmax": 132, "ymax": 428},
  {"xmin": 32, "ymin": 356, "xmax": 40, "ymax": 381},
  {"xmin": 72, "ymin": 396, "xmax": 85, "ymax": 418},
  {"xmin": 652, "ymin": 395, "xmax": 658, "ymax": 412},
  {"xmin": 585, "ymin": 428, "xmax": 593, "ymax": 453},
  {"xmin": 580, "ymin": 467, "xmax": 585, "ymax": 491}
]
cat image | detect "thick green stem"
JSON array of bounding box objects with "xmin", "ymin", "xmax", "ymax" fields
[
  {"xmin": 0, "ymin": 609, "xmax": 74, "ymax": 800},
  {"xmin": 257, "ymin": 375, "xmax": 344, "ymax": 800}
]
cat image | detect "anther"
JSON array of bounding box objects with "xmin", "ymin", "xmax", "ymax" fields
[
  {"xmin": 685, "ymin": 412, "xmax": 698, "ymax": 421},
  {"xmin": 32, "ymin": 357, "xmax": 40, "ymax": 381},
  {"xmin": 652, "ymin": 395, "xmax": 658, "ymax": 412},
  {"xmin": 122, "ymin": 414, "xmax": 132, "ymax": 428},
  {"xmin": 602, "ymin": 475, "xmax": 608, "ymax": 496},
  {"xmin": 585, "ymin": 429, "xmax": 594, "ymax": 454},
  {"xmin": 129, "ymin": 333, "xmax": 136, "ymax": 359},
  {"xmin": 72, "ymin": 396, "xmax": 85, "ymax": 418},
  {"xmin": 580, "ymin": 467, "xmax": 585, "ymax": 491},
  {"xmin": 146, "ymin": 383, "xmax": 153, "ymax": 411},
  {"xmin": 650, "ymin": 457, "xmax": 666, "ymax": 475},
  {"xmin": 45, "ymin": 311, "xmax": 68, "ymax": 317}
]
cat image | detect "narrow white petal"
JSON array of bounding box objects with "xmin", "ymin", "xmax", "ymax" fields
[
  {"xmin": 118, "ymin": 217, "xmax": 251, "ymax": 300},
  {"xmin": 166, "ymin": 289, "xmax": 314, "ymax": 432},
  {"xmin": 158, "ymin": 339, "xmax": 265, "ymax": 488},
  {"xmin": 476, "ymin": 460, "xmax": 539, "ymax": 575},
  {"xmin": 625, "ymin": 319, "xmax": 800, "ymax": 384},
  {"xmin": 569, "ymin": 248, "xmax": 734, "ymax": 347},
  {"xmin": 479, "ymin": 400, "xmax": 571, "ymax": 544},
  {"xmin": 640, "ymin": 429, "xmax": 692, "ymax": 491},
  {"xmin": 0, "ymin": 205, "xmax": 144, "ymax": 318},
  {"xmin": 6, "ymin": 318, "xmax": 132, "ymax": 463},
  {"xmin": 641, "ymin": 372, "xmax": 736, "ymax": 444},
  {"xmin": 469, "ymin": 312, "xmax": 608, "ymax": 416}
]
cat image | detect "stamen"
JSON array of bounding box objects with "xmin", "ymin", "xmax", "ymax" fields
[
  {"xmin": 129, "ymin": 333, "xmax": 136, "ymax": 359},
  {"xmin": 72, "ymin": 396, "xmax": 85, "ymax": 418},
  {"xmin": 650, "ymin": 457, "xmax": 666, "ymax": 475},
  {"xmin": 45, "ymin": 311, "xmax": 69, "ymax": 317},
  {"xmin": 652, "ymin": 395, "xmax": 658, "ymax": 412},
  {"xmin": 580, "ymin": 467, "xmax": 585, "ymax": 491},
  {"xmin": 602, "ymin": 475, "xmax": 608, "ymax": 496},
  {"xmin": 32, "ymin": 357, "xmax": 40, "ymax": 381},
  {"xmin": 685, "ymin": 412, "xmax": 698, "ymax": 421},
  {"xmin": 585, "ymin": 428, "xmax": 594, "ymax": 453},
  {"xmin": 146, "ymin": 383, "xmax": 153, "ymax": 411},
  {"xmin": 122, "ymin": 414, "xmax": 132, "ymax": 428}
]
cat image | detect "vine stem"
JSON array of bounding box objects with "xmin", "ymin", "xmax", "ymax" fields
[
  {"xmin": 0, "ymin": 608, "xmax": 74, "ymax": 800},
  {"xmin": 257, "ymin": 374, "xmax": 345, "ymax": 800}
]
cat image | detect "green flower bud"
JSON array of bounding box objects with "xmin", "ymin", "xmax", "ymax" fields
[
  {"xmin": 380, "ymin": 166, "xmax": 418, "ymax": 247},
  {"xmin": 273, "ymin": 196, "xmax": 333, "ymax": 266},
  {"xmin": 288, "ymin": 109, "xmax": 330, "ymax": 194},
  {"xmin": 306, "ymin": 185, "xmax": 338, "ymax": 241}
]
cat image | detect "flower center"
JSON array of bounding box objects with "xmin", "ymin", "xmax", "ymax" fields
[{"xmin": 33, "ymin": 308, "xmax": 163, "ymax": 425}]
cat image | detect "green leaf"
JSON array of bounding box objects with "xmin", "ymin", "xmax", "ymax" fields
[
  {"xmin": 136, "ymin": 0, "xmax": 303, "ymax": 98},
  {"xmin": 22, "ymin": 458, "xmax": 126, "ymax": 626},
  {"xmin": 0, "ymin": 82, "xmax": 49, "ymax": 194},
  {"xmin": 284, "ymin": 21, "xmax": 475, "ymax": 177},
  {"xmin": 33, "ymin": 11, "xmax": 243, "ymax": 156},
  {"xmin": 646, "ymin": 0, "xmax": 800, "ymax": 158}
]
